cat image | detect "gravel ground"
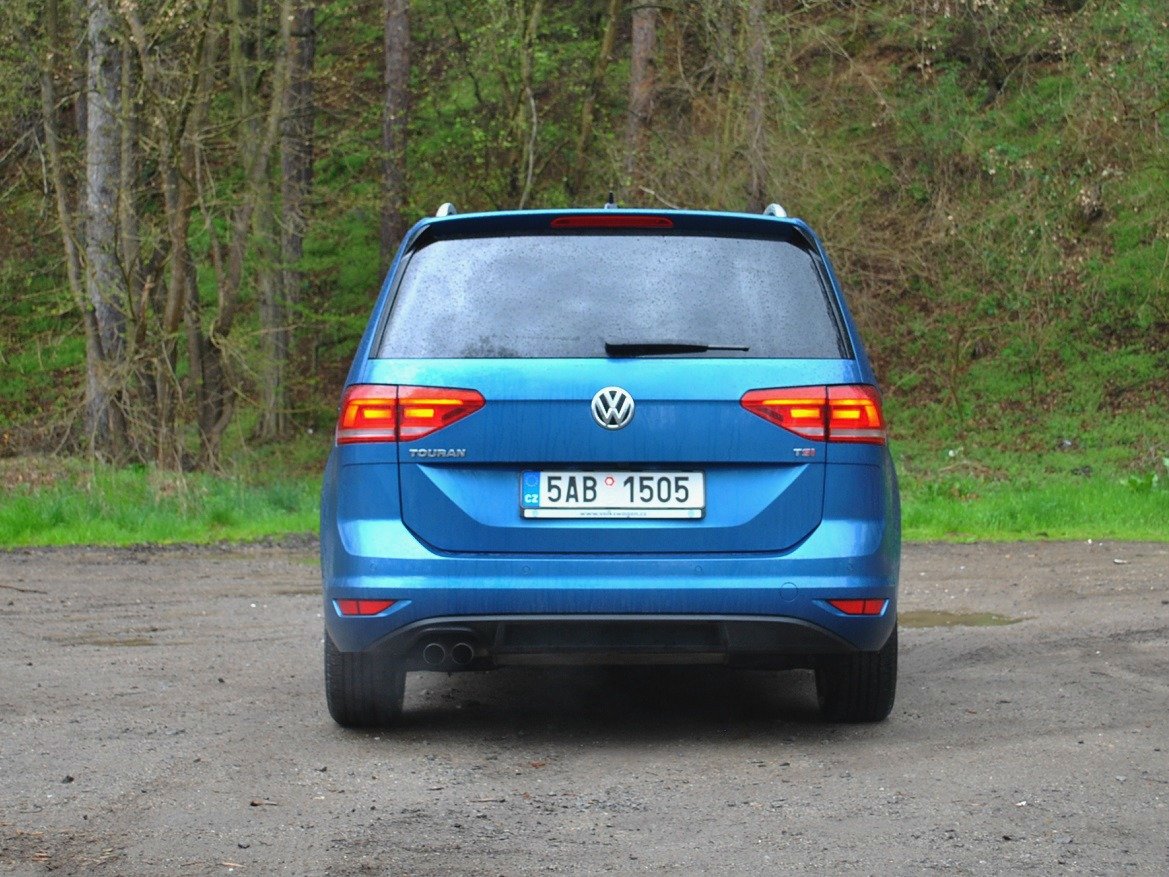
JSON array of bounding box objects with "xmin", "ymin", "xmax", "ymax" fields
[{"xmin": 1, "ymin": 541, "xmax": 1167, "ymax": 876}]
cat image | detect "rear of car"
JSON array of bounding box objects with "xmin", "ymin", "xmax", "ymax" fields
[{"xmin": 320, "ymin": 208, "xmax": 900, "ymax": 726}]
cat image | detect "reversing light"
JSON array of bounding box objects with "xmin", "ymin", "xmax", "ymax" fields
[
  {"xmin": 550, "ymin": 215, "xmax": 674, "ymax": 229},
  {"xmin": 336, "ymin": 599, "xmax": 396, "ymax": 616},
  {"xmin": 828, "ymin": 599, "xmax": 888, "ymax": 616}
]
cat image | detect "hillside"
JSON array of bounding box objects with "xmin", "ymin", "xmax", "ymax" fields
[{"xmin": 1, "ymin": 0, "xmax": 1166, "ymax": 488}]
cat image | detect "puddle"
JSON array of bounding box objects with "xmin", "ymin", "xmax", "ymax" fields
[{"xmin": 901, "ymin": 610, "xmax": 1026, "ymax": 629}]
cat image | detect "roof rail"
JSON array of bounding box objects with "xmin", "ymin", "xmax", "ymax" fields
[
  {"xmin": 435, "ymin": 202, "xmax": 458, "ymax": 217},
  {"xmin": 763, "ymin": 203, "xmax": 787, "ymax": 218}
]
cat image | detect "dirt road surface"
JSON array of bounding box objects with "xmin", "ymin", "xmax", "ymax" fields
[{"xmin": 1, "ymin": 541, "xmax": 1167, "ymax": 875}]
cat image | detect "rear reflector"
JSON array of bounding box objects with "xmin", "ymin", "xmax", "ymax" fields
[
  {"xmin": 740, "ymin": 384, "xmax": 886, "ymax": 445},
  {"xmin": 550, "ymin": 215, "xmax": 674, "ymax": 229},
  {"xmin": 336, "ymin": 385, "xmax": 484, "ymax": 444},
  {"xmin": 828, "ymin": 599, "xmax": 888, "ymax": 616},
  {"xmin": 336, "ymin": 599, "xmax": 396, "ymax": 616}
]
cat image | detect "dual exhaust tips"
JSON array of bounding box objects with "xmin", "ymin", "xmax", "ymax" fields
[{"xmin": 421, "ymin": 640, "xmax": 476, "ymax": 668}]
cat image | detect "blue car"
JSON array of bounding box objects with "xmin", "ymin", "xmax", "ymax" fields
[{"xmin": 320, "ymin": 205, "xmax": 900, "ymax": 726}]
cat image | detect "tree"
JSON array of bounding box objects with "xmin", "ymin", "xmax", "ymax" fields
[
  {"xmin": 83, "ymin": 0, "xmax": 128, "ymax": 459},
  {"xmin": 380, "ymin": 0, "xmax": 410, "ymax": 268},
  {"xmin": 569, "ymin": 0, "xmax": 621, "ymax": 200},
  {"xmin": 120, "ymin": 0, "xmax": 289, "ymax": 467},
  {"xmin": 745, "ymin": 0, "xmax": 767, "ymax": 212},
  {"xmin": 40, "ymin": 0, "xmax": 93, "ymax": 436},
  {"xmin": 258, "ymin": 0, "xmax": 316, "ymax": 440},
  {"xmin": 625, "ymin": 1, "xmax": 657, "ymax": 201}
]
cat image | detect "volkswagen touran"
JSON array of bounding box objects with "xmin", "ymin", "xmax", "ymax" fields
[{"xmin": 320, "ymin": 205, "xmax": 900, "ymax": 726}]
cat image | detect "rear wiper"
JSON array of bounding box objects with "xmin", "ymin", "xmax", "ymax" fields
[{"xmin": 603, "ymin": 340, "xmax": 750, "ymax": 357}]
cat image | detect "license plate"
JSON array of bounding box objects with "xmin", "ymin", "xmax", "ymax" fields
[{"xmin": 520, "ymin": 471, "xmax": 705, "ymax": 519}]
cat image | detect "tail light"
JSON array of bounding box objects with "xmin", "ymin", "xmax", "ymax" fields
[
  {"xmin": 336, "ymin": 385, "xmax": 484, "ymax": 444},
  {"xmin": 740, "ymin": 384, "xmax": 886, "ymax": 445}
]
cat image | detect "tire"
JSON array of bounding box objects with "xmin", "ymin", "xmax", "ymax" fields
[
  {"xmin": 324, "ymin": 630, "xmax": 406, "ymax": 728},
  {"xmin": 815, "ymin": 625, "xmax": 897, "ymax": 723}
]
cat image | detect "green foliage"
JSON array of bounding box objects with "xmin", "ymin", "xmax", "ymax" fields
[
  {"xmin": 896, "ymin": 443, "xmax": 1169, "ymax": 541},
  {"xmin": 0, "ymin": 457, "xmax": 320, "ymax": 547}
]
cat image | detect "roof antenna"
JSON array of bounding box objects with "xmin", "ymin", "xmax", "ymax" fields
[{"xmin": 603, "ymin": 191, "xmax": 618, "ymax": 209}]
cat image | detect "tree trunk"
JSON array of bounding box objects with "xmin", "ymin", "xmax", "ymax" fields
[
  {"xmin": 625, "ymin": 3, "xmax": 657, "ymax": 202},
  {"xmin": 380, "ymin": 0, "xmax": 410, "ymax": 268},
  {"xmin": 745, "ymin": 0, "xmax": 767, "ymax": 212},
  {"xmin": 44, "ymin": 0, "xmax": 105, "ymax": 457},
  {"xmin": 260, "ymin": 0, "xmax": 315, "ymax": 440},
  {"xmin": 513, "ymin": 0, "xmax": 543, "ymax": 208},
  {"xmin": 72, "ymin": 0, "xmax": 88, "ymax": 139},
  {"xmin": 568, "ymin": 0, "xmax": 620, "ymax": 200},
  {"xmin": 84, "ymin": 0, "xmax": 128, "ymax": 460}
]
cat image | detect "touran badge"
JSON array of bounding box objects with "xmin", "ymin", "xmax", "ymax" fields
[{"xmin": 591, "ymin": 387, "xmax": 635, "ymax": 430}]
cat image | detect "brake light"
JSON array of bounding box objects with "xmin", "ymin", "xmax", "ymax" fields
[
  {"xmin": 828, "ymin": 598, "xmax": 888, "ymax": 616},
  {"xmin": 550, "ymin": 215, "xmax": 674, "ymax": 229},
  {"xmin": 336, "ymin": 599, "xmax": 396, "ymax": 616},
  {"xmin": 740, "ymin": 384, "xmax": 886, "ymax": 445},
  {"xmin": 335, "ymin": 385, "xmax": 484, "ymax": 444}
]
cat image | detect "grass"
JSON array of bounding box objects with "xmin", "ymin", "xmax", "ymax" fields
[
  {"xmin": 1, "ymin": 443, "xmax": 1166, "ymax": 548},
  {"xmin": 900, "ymin": 470, "xmax": 1169, "ymax": 542},
  {"xmin": 0, "ymin": 456, "xmax": 320, "ymax": 548}
]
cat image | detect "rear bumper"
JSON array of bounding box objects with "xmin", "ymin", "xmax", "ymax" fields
[
  {"xmin": 321, "ymin": 518, "xmax": 899, "ymax": 657},
  {"xmin": 349, "ymin": 613, "xmax": 876, "ymax": 671}
]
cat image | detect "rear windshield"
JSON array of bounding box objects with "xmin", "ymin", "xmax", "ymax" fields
[{"xmin": 376, "ymin": 233, "xmax": 849, "ymax": 359}]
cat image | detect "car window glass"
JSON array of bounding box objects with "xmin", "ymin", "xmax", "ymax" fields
[{"xmin": 377, "ymin": 233, "xmax": 848, "ymax": 359}]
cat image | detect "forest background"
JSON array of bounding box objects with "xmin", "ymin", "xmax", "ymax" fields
[{"xmin": 0, "ymin": 0, "xmax": 1166, "ymax": 545}]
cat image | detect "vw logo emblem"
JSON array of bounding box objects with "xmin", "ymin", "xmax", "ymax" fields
[{"xmin": 591, "ymin": 387, "xmax": 635, "ymax": 430}]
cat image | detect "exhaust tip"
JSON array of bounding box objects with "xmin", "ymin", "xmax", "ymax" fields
[
  {"xmin": 422, "ymin": 642, "xmax": 447, "ymax": 666},
  {"xmin": 450, "ymin": 642, "xmax": 475, "ymax": 666}
]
